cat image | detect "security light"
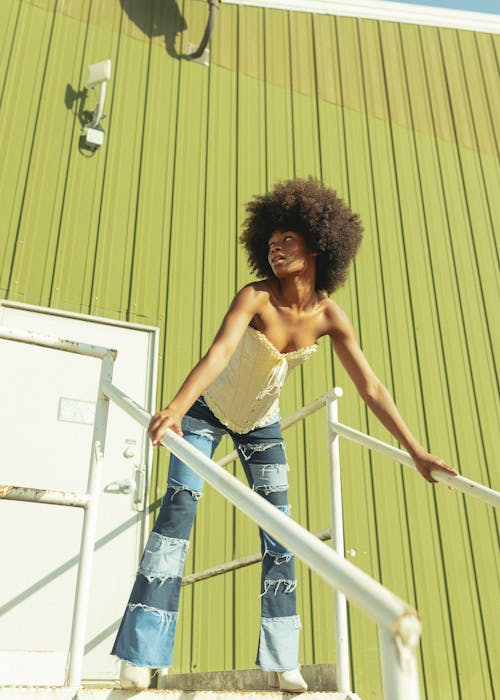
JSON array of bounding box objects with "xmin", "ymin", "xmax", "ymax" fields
[
  {"xmin": 83, "ymin": 59, "xmax": 111, "ymax": 151},
  {"xmin": 87, "ymin": 59, "xmax": 111, "ymax": 87}
]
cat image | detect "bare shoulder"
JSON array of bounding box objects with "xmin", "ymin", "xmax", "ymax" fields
[
  {"xmin": 321, "ymin": 296, "xmax": 347, "ymax": 323},
  {"xmin": 236, "ymin": 281, "xmax": 271, "ymax": 300},
  {"xmin": 321, "ymin": 297, "xmax": 355, "ymax": 338},
  {"xmin": 232, "ymin": 281, "xmax": 271, "ymax": 312}
]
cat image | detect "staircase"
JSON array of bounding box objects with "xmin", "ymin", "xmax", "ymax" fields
[
  {"xmin": 0, "ymin": 665, "xmax": 362, "ymax": 699},
  {"xmin": 0, "ymin": 692, "xmax": 358, "ymax": 700}
]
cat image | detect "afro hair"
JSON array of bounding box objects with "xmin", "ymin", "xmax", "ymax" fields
[{"xmin": 240, "ymin": 177, "xmax": 363, "ymax": 293}]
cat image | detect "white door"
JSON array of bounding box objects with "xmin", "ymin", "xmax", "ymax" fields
[{"xmin": 0, "ymin": 301, "xmax": 159, "ymax": 685}]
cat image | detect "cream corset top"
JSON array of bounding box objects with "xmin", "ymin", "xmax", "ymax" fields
[{"xmin": 203, "ymin": 326, "xmax": 318, "ymax": 434}]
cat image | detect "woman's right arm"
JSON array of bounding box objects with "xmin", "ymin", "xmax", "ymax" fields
[{"xmin": 148, "ymin": 284, "xmax": 262, "ymax": 444}]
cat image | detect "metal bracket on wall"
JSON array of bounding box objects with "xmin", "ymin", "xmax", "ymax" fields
[{"xmin": 187, "ymin": 42, "xmax": 210, "ymax": 66}]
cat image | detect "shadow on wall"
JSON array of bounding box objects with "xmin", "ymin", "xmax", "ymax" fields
[{"xmin": 119, "ymin": 0, "xmax": 188, "ymax": 58}]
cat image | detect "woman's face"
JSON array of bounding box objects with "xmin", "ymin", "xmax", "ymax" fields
[{"xmin": 267, "ymin": 230, "xmax": 316, "ymax": 278}]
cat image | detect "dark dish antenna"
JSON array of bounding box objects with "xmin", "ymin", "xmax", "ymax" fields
[{"xmin": 187, "ymin": 0, "xmax": 220, "ymax": 62}]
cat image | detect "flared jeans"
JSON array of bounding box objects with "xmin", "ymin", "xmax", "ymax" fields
[{"xmin": 112, "ymin": 397, "xmax": 301, "ymax": 671}]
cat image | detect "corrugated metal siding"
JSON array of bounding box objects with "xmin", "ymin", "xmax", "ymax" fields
[{"xmin": 0, "ymin": 2, "xmax": 498, "ymax": 698}]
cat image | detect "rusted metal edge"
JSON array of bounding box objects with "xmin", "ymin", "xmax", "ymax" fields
[
  {"xmin": 0, "ymin": 327, "xmax": 117, "ymax": 360},
  {"xmin": 0, "ymin": 484, "xmax": 89, "ymax": 508}
]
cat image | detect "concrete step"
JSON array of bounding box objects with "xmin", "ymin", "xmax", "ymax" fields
[
  {"xmin": 0, "ymin": 690, "xmax": 359, "ymax": 700},
  {"xmin": 0, "ymin": 665, "xmax": 362, "ymax": 700},
  {"xmin": 159, "ymin": 665, "xmax": 338, "ymax": 692}
]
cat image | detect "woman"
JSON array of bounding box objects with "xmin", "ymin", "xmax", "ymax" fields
[{"xmin": 112, "ymin": 178, "xmax": 457, "ymax": 691}]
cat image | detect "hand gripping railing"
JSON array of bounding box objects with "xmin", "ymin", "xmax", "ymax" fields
[
  {"xmin": 104, "ymin": 381, "xmax": 424, "ymax": 700},
  {"xmin": 327, "ymin": 416, "xmax": 499, "ymax": 507}
]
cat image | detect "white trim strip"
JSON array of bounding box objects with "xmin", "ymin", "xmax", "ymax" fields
[{"xmin": 222, "ymin": 0, "xmax": 500, "ymax": 34}]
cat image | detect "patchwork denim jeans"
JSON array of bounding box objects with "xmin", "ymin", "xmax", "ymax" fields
[{"xmin": 112, "ymin": 398, "xmax": 301, "ymax": 671}]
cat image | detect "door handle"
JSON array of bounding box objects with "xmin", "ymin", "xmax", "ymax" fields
[
  {"xmin": 105, "ymin": 478, "xmax": 136, "ymax": 495},
  {"xmin": 133, "ymin": 464, "xmax": 146, "ymax": 512},
  {"xmin": 104, "ymin": 466, "xmax": 145, "ymax": 510}
]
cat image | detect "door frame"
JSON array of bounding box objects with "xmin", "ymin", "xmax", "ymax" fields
[{"xmin": 0, "ymin": 298, "xmax": 160, "ymax": 553}]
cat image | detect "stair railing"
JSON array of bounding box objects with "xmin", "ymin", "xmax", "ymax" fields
[
  {"xmin": 103, "ymin": 380, "xmax": 425, "ymax": 700},
  {"xmin": 1, "ymin": 326, "xmax": 498, "ymax": 698},
  {"xmin": 194, "ymin": 387, "xmax": 499, "ymax": 695}
]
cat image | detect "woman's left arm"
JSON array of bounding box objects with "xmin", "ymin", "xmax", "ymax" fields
[{"xmin": 328, "ymin": 303, "xmax": 458, "ymax": 483}]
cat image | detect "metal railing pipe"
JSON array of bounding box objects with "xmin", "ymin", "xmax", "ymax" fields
[
  {"xmin": 0, "ymin": 327, "xmax": 117, "ymax": 360},
  {"xmin": 327, "ymin": 395, "xmax": 350, "ymax": 693},
  {"xmin": 102, "ymin": 380, "xmax": 421, "ymax": 637},
  {"xmin": 0, "ymin": 485, "xmax": 89, "ymax": 508},
  {"xmin": 216, "ymin": 388, "xmax": 341, "ymax": 468},
  {"xmin": 181, "ymin": 528, "xmax": 332, "ymax": 587},
  {"xmin": 66, "ymin": 353, "xmax": 114, "ymax": 687},
  {"xmin": 379, "ymin": 623, "xmax": 421, "ymax": 700},
  {"xmin": 329, "ymin": 420, "xmax": 500, "ymax": 509}
]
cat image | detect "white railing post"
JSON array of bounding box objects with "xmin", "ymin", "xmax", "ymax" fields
[
  {"xmin": 379, "ymin": 615, "xmax": 421, "ymax": 700},
  {"xmin": 66, "ymin": 351, "xmax": 114, "ymax": 687},
  {"xmin": 326, "ymin": 387, "xmax": 351, "ymax": 694}
]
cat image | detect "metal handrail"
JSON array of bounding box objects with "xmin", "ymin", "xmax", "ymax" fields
[
  {"xmin": 328, "ymin": 420, "xmax": 499, "ymax": 508},
  {"xmin": 183, "ymin": 389, "xmax": 499, "ymax": 692},
  {"xmin": 181, "ymin": 528, "xmax": 332, "ymax": 587},
  {"xmin": 0, "ymin": 485, "xmax": 89, "ymax": 508},
  {"xmin": 0, "ymin": 326, "xmax": 117, "ymax": 359},
  {"xmin": 102, "ymin": 380, "xmax": 423, "ymax": 700},
  {"xmin": 215, "ymin": 389, "xmax": 342, "ymax": 467},
  {"xmin": 214, "ymin": 388, "xmax": 498, "ymax": 508},
  {"xmin": 2, "ymin": 326, "xmax": 498, "ymax": 698}
]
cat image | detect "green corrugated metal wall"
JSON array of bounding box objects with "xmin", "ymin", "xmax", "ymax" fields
[{"xmin": 0, "ymin": 1, "xmax": 498, "ymax": 698}]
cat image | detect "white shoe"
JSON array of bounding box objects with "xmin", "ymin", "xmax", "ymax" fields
[
  {"xmin": 157, "ymin": 667, "xmax": 169, "ymax": 689},
  {"xmin": 268, "ymin": 669, "xmax": 308, "ymax": 692},
  {"xmin": 120, "ymin": 660, "xmax": 150, "ymax": 689}
]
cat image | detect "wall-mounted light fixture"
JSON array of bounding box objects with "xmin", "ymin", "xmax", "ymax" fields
[{"xmin": 83, "ymin": 59, "xmax": 111, "ymax": 151}]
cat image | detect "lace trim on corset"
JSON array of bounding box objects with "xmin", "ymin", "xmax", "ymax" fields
[{"xmin": 248, "ymin": 326, "xmax": 318, "ymax": 362}]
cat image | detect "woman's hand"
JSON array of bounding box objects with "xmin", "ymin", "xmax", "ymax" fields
[
  {"xmin": 411, "ymin": 450, "xmax": 458, "ymax": 484},
  {"xmin": 148, "ymin": 407, "xmax": 184, "ymax": 446}
]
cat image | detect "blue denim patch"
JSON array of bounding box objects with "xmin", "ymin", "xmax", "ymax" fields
[
  {"xmin": 181, "ymin": 414, "xmax": 225, "ymax": 442},
  {"xmin": 112, "ymin": 604, "xmax": 178, "ymax": 668},
  {"xmin": 130, "ymin": 574, "xmax": 182, "ymax": 612},
  {"xmin": 238, "ymin": 441, "xmax": 286, "ymax": 462},
  {"xmin": 139, "ymin": 532, "xmax": 189, "ymax": 580},
  {"xmin": 261, "ymin": 579, "xmax": 297, "ymax": 596},
  {"xmin": 262, "ymin": 504, "xmax": 292, "ymax": 556},
  {"xmin": 248, "ymin": 462, "xmax": 289, "ymax": 494},
  {"xmin": 166, "ymin": 414, "xmax": 223, "ymax": 497},
  {"xmin": 156, "ymin": 487, "xmax": 200, "ymax": 540},
  {"xmin": 257, "ymin": 614, "xmax": 302, "ymax": 671}
]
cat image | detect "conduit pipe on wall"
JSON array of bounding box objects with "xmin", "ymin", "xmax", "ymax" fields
[{"xmin": 188, "ymin": 0, "xmax": 220, "ymax": 59}]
